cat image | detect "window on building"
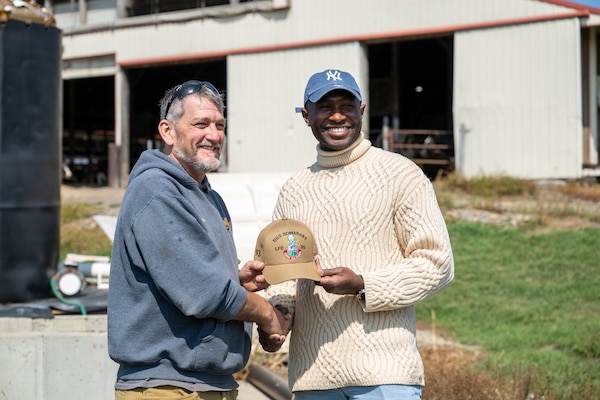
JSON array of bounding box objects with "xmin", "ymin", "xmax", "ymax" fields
[{"xmin": 128, "ymin": 0, "xmax": 246, "ymax": 17}]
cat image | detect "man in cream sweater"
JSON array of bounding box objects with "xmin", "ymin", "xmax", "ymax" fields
[{"xmin": 259, "ymin": 69, "xmax": 455, "ymax": 400}]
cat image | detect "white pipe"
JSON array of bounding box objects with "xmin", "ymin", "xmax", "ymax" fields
[{"xmin": 77, "ymin": 262, "xmax": 110, "ymax": 277}]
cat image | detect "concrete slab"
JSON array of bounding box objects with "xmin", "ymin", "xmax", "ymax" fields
[
  {"xmin": 0, "ymin": 315, "xmax": 276, "ymax": 400},
  {"xmin": 238, "ymin": 380, "xmax": 273, "ymax": 400}
]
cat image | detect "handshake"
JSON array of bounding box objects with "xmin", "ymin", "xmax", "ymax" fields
[{"xmin": 239, "ymin": 218, "xmax": 364, "ymax": 352}]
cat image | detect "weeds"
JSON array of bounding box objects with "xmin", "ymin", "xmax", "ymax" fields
[
  {"xmin": 60, "ymin": 203, "xmax": 112, "ymax": 260},
  {"xmin": 436, "ymin": 174, "xmax": 599, "ymax": 231},
  {"xmin": 421, "ymin": 347, "xmax": 539, "ymax": 400},
  {"xmin": 438, "ymin": 173, "xmax": 537, "ymax": 197},
  {"xmin": 559, "ymin": 179, "xmax": 600, "ymax": 201},
  {"xmin": 61, "ymin": 203, "xmax": 104, "ymax": 224}
]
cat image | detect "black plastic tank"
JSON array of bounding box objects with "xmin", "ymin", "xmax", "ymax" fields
[{"xmin": 0, "ymin": 1, "xmax": 60, "ymax": 303}]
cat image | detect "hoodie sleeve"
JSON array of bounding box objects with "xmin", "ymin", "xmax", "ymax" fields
[{"xmin": 127, "ymin": 190, "xmax": 247, "ymax": 322}]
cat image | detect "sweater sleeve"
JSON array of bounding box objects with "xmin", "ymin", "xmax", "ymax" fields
[
  {"xmin": 362, "ymin": 179, "xmax": 454, "ymax": 312},
  {"xmin": 264, "ymin": 280, "xmax": 297, "ymax": 327}
]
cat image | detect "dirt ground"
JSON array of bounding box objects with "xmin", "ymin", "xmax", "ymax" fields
[
  {"xmin": 61, "ymin": 184, "xmax": 126, "ymax": 207},
  {"xmin": 438, "ymin": 180, "xmax": 600, "ymax": 232},
  {"xmin": 61, "ymin": 179, "xmax": 600, "ymax": 232}
]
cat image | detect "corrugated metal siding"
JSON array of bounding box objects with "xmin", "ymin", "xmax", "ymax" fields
[
  {"xmin": 287, "ymin": 0, "xmax": 573, "ymax": 42},
  {"xmin": 226, "ymin": 42, "xmax": 367, "ymax": 173},
  {"xmin": 453, "ymin": 18, "xmax": 582, "ymax": 179},
  {"xmin": 56, "ymin": 0, "xmax": 593, "ymax": 178},
  {"xmin": 60, "ymin": 0, "xmax": 579, "ymax": 62}
]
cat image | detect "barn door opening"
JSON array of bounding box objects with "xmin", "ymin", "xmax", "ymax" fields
[{"xmin": 368, "ymin": 36, "xmax": 454, "ymax": 179}]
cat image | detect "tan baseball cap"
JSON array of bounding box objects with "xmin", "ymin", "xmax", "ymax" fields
[{"xmin": 254, "ymin": 218, "xmax": 321, "ymax": 285}]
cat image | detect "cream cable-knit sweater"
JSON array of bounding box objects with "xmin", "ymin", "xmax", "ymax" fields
[{"xmin": 266, "ymin": 133, "xmax": 454, "ymax": 392}]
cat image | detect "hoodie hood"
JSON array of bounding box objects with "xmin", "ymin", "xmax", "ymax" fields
[{"xmin": 128, "ymin": 149, "xmax": 210, "ymax": 190}]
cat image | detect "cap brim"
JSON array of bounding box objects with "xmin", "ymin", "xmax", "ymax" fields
[
  {"xmin": 307, "ymin": 86, "xmax": 362, "ymax": 104},
  {"xmin": 263, "ymin": 262, "xmax": 321, "ymax": 285}
]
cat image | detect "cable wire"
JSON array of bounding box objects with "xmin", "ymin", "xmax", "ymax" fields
[{"xmin": 49, "ymin": 274, "xmax": 87, "ymax": 315}]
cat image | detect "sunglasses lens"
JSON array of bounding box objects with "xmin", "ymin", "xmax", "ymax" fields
[
  {"xmin": 165, "ymin": 81, "xmax": 219, "ymax": 117},
  {"xmin": 179, "ymin": 81, "xmax": 219, "ymax": 97}
]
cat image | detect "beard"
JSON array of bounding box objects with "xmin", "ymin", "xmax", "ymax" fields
[{"xmin": 173, "ymin": 144, "xmax": 221, "ymax": 174}]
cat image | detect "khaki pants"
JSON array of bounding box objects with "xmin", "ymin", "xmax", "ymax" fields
[{"xmin": 115, "ymin": 386, "xmax": 238, "ymax": 400}]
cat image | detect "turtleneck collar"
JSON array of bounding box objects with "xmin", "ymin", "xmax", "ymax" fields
[{"xmin": 316, "ymin": 132, "xmax": 372, "ymax": 169}]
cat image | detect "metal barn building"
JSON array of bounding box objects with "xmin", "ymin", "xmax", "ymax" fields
[{"xmin": 43, "ymin": 0, "xmax": 600, "ymax": 185}]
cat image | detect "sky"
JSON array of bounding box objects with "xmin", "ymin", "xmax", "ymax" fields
[{"xmin": 572, "ymin": 0, "xmax": 600, "ymax": 8}]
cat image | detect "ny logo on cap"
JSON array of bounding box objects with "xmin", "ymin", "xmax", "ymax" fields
[{"xmin": 326, "ymin": 70, "xmax": 342, "ymax": 81}]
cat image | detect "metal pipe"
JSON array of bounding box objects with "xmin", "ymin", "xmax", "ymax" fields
[{"xmin": 246, "ymin": 363, "xmax": 292, "ymax": 400}]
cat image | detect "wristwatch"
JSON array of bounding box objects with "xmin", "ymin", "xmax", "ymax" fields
[{"xmin": 356, "ymin": 288, "xmax": 366, "ymax": 302}]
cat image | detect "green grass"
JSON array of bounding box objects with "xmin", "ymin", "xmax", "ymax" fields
[
  {"xmin": 60, "ymin": 203, "xmax": 113, "ymax": 260},
  {"xmin": 61, "ymin": 203, "xmax": 105, "ymax": 224},
  {"xmin": 417, "ymin": 222, "xmax": 600, "ymax": 399}
]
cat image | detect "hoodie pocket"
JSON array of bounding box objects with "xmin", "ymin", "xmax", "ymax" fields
[{"xmin": 193, "ymin": 319, "xmax": 250, "ymax": 374}]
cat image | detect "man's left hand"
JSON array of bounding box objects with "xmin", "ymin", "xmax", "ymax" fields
[{"xmin": 316, "ymin": 256, "xmax": 364, "ymax": 295}]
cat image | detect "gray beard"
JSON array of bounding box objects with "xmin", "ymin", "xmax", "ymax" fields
[{"xmin": 174, "ymin": 147, "xmax": 220, "ymax": 174}]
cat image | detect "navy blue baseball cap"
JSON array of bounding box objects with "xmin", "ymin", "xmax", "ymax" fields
[{"xmin": 303, "ymin": 69, "xmax": 362, "ymax": 105}]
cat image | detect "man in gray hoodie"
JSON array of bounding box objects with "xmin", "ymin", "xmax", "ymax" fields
[{"xmin": 108, "ymin": 80, "xmax": 287, "ymax": 400}]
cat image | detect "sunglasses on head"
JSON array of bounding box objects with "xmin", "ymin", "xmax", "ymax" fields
[{"xmin": 164, "ymin": 80, "xmax": 220, "ymax": 118}]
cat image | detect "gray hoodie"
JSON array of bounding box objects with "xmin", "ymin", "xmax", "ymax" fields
[{"xmin": 108, "ymin": 149, "xmax": 250, "ymax": 389}]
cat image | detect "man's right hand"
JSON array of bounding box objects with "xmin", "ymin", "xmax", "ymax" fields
[
  {"xmin": 258, "ymin": 305, "xmax": 290, "ymax": 352},
  {"xmin": 233, "ymin": 293, "xmax": 290, "ymax": 350}
]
